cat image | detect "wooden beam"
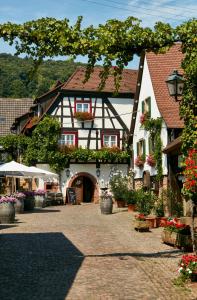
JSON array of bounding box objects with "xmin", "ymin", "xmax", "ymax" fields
[
  {"xmin": 104, "ymin": 98, "xmax": 129, "ymax": 134},
  {"xmin": 87, "ymin": 98, "xmax": 97, "ymax": 149}
]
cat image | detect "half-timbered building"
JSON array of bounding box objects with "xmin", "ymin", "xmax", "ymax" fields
[{"xmin": 13, "ymin": 67, "xmax": 138, "ymax": 203}]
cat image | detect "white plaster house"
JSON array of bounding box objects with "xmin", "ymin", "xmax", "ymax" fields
[
  {"xmin": 132, "ymin": 44, "xmax": 184, "ymax": 196},
  {"xmin": 13, "ymin": 67, "xmax": 138, "ymax": 203}
]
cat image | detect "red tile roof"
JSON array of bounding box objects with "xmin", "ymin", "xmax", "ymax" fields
[
  {"xmin": 146, "ymin": 44, "xmax": 184, "ymax": 128},
  {"xmin": 61, "ymin": 67, "xmax": 138, "ymax": 94}
]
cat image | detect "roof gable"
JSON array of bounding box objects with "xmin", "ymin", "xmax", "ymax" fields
[{"xmin": 146, "ymin": 44, "xmax": 184, "ymax": 128}]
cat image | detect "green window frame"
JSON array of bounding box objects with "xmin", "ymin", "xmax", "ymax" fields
[
  {"xmin": 137, "ymin": 139, "xmax": 146, "ymax": 157},
  {"xmin": 141, "ymin": 97, "xmax": 151, "ymax": 118}
]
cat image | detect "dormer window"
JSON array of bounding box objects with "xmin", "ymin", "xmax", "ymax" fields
[
  {"xmin": 142, "ymin": 97, "xmax": 151, "ymax": 118},
  {"xmin": 74, "ymin": 98, "xmax": 92, "ymax": 113}
]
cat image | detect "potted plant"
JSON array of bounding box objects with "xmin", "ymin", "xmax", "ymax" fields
[
  {"xmin": 161, "ymin": 218, "xmax": 192, "ymax": 250},
  {"xmin": 135, "ymin": 155, "xmax": 145, "ymax": 168},
  {"xmin": 135, "ymin": 189, "xmax": 156, "ymax": 216},
  {"xmin": 134, "ymin": 213, "xmax": 149, "ymax": 232},
  {"xmin": 14, "ymin": 192, "xmax": 25, "ymax": 214},
  {"xmin": 125, "ymin": 190, "xmax": 136, "ymax": 212},
  {"xmin": 154, "ymin": 198, "xmax": 165, "ymax": 227},
  {"xmin": 23, "ymin": 191, "xmax": 35, "ymax": 211},
  {"xmin": 109, "ymin": 174, "xmax": 128, "ymax": 207},
  {"xmin": 0, "ymin": 196, "xmax": 16, "ymax": 223},
  {"xmin": 34, "ymin": 189, "xmax": 46, "ymax": 208},
  {"xmin": 177, "ymin": 254, "xmax": 197, "ymax": 283},
  {"xmin": 100, "ymin": 189, "xmax": 113, "ymax": 214}
]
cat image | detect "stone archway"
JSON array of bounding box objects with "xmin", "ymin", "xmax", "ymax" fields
[{"xmin": 68, "ymin": 172, "xmax": 99, "ymax": 204}]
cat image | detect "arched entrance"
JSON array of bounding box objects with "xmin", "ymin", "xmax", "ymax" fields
[{"xmin": 68, "ymin": 172, "xmax": 99, "ymax": 204}]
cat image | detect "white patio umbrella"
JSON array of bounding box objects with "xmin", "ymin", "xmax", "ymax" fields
[
  {"xmin": 0, "ymin": 161, "xmax": 45, "ymax": 177},
  {"xmin": 28, "ymin": 166, "xmax": 59, "ymax": 179},
  {"xmin": 0, "ymin": 161, "xmax": 47, "ymax": 193}
]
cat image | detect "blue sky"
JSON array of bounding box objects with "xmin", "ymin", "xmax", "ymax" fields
[{"xmin": 0, "ymin": 0, "xmax": 196, "ymax": 68}]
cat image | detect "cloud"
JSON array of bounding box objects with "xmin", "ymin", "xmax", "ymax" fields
[{"xmin": 126, "ymin": 0, "xmax": 197, "ymax": 27}]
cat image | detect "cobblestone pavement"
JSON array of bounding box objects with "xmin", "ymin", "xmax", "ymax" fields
[{"xmin": 0, "ymin": 204, "xmax": 197, "ymax": 300}]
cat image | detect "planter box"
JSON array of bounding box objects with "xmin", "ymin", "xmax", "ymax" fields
[
  {"xmin": 161, "ymin": 230, "xmax": 177, "ymax": 246},
  {"xmin": 134, "ymin": 220, "xmax": 149, "ymax": 232},
  {"xmin": 161, "ymin": 230, "xmax": 192, "ymax": 250},
  {"xmin": 34, "ymin": 195, "xmax": 46, "ymax": 208}
]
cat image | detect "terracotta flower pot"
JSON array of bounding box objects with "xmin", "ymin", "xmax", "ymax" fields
[
  {"xmin": 159, "ymin": 217, "xmax": 167, "ymax": 227},
  {"xmin": 145, "ymin": 217, "xmax": 156, "ymax": 229},
  {"xmin": 128, "ymin": 204, "xmax": 136, "ymax": 212},
  {"xmin": 116, "ymin": 200, "xmax": 125, "ymax": 208}
]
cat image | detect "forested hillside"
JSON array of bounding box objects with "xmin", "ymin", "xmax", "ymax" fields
[{"xmin": 0, "ymin": 53, "xmax": 85, "ymax": 98}]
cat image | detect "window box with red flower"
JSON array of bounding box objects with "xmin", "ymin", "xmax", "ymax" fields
[
  {"xmin": 135, "ymin": 155, "xmax": 145, "ymax": 168},
  {"xmin": 140, "ymin": 112, "xmax": 148, "ymax": 125},
  {"xmin": 146, "ymin": 154, "xmax": 156, "ymax": 167},
  {"xmin": 74, "ymin": 111, "xmax": 94, "ymax": 121}
]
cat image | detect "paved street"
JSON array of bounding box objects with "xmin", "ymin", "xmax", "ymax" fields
[{"xmin": 0, "ymin": 204, "xmax": 196, "ymax": 300}]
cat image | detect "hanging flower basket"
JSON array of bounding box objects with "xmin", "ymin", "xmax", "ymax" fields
[
  {"xmin": 135, "ymin": 155, "xmax": 145, "ymax": 168},
  {"xmin": 146, "ymin": 154, "xmax": 156, "ymax": 167},
  {"xmin": 74, "ymin": 112, "xmax": 94, "ymax": 121}
]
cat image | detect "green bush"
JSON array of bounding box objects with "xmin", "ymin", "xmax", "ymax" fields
[
  {"xmin": 109, "ymin": 174, "xmax": 129, "ymax": 201},
  {"xmin": 124, "ymin": 190, "xmax": 136, "ymax": 205},
  {"xmin": 135, "ymin": 189, "xmax": 156, "ymax": 215}
]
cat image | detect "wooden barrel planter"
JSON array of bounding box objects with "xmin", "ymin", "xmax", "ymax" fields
[
  {"xmin": 24, "ymin": 196, "xmax": 35, "ymax": 211},
  {"xmin": 0, "ymin": 202, "xmax": 15, "ymax": 224},
  {"xmin": 14, "ymin": 198, "xmax": 24, "ymax": 214},
  {"xmin": 34, "ymin": 195, "xmax": 46, "ymax": 208},
  {"xmin": 100, "ymin": 196, "xmax": 113, "ymax": 214}
]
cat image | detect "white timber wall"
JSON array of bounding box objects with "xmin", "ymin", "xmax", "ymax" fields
[
  {"xmin": 133, "ymin": 57, "xmax": 168, "ymax": 179},
  {"xmin": 37, "ymin": 163, "xmax": 128, "ymax": 197},
  {"xmin": 51, "ymin": 96, "xmax": 134, "ymax": 150}
]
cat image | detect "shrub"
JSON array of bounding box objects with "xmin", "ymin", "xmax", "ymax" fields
[
  {"xmin": 135, "ymin": 189, "xmax": 156, "ymax": 215},
  {"xmin": 109, "ymin": 173, "xmax": 129, "ymax": 201}
]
